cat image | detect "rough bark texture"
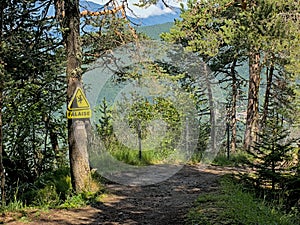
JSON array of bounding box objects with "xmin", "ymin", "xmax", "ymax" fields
[
  {"xmin": 297, "ymin": 140, "xmax": 300, "ymax": 176},
  {"xmin": 244, "ymin": 51, "xmax": 261, "ymax": 151},
  {"xmin": 63, "ymin": 0, "xmax": 91, "ymax": 192},
  {"xmin": 261, "ymin": 64, "xmax": 274, "ymax": 126},
  {"xmin": 230, "ymin": 59, "xmax": 238, "ymax": 153},
  {"xmin": 0, "ymin": 3, "xmax": 6, "ymax": 206},
  {"xmin": 205, "ymin": 66, "xmax": 216, "ymax": 154},
  {"xmin": 0, "ymin": 70, "xmax": 5, "ymax": 206}
]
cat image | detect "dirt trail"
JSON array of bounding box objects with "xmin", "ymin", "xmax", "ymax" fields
[{"xmin": 3, "ymin": 164, "xmax": 240, "ymax": 225}]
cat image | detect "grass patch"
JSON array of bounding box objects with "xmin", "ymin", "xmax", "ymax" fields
[
  {"xmin": 107, "ymin": 141, "xmax": 178, "ymax": 166},
  {"xmin": 111, "ymin": 148, "xmax": 159, "ymax": 166},
  {"xmin": 212, "ymin": 151, "xmax": 251, "ymax": 166},
  {"xmin": 186, "ymin": 175, "xmax": 299, "ymax": 225}
]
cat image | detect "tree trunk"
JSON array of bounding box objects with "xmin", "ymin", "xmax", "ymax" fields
[
  {"xmin": 63, "ymin": 0, "xmax": 91, "ymax": 192},
  {"xmin": 0, "ymin": 2, "xmax": 6, "ymax": 206},
  {"xmin": 244, "ymin": 51, "xmax": 261, "ymax": 151},
  {"xmin": 137, "ymin": 122, "xmax": 142, "ymax": 160},
  {"xmin": 49, "ymin": 127, "xmax": 60, "ymax": 164},
  {"xmin": 230, "ymin": 59, "xmax": 238, "ymax": 153},
  {"xmin": 0, "ymin": 67, "xmax": 5, "ymax": 206},
  {"xmin": 296, "ymin": 140, "xmax": 300, "ymax": 176},
  {"xmin": 261, "ymin": 64, "xmax": 274, "ymax": 126},
  {"xmin": 205, "ymin": 65, "xmax": 216, "ymax": 153}
]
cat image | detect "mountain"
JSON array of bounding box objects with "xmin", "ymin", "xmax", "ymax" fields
[
  {"xmin": 129, "ymin": 8, "xmax": 180, "ymax": 26},
  {"xmin": 83, "ymin": 0, "xmax": 182, "ymax": 26},
  {"xmin": 80, "ymin": 1, "xmax": 103, "ymax": 11},
  {"xmin": 83, "ymin": 1, "xmax": 181, "ymax": 26},
  {"xmin": 47, "ymin": 1, "xmax": 180, "ymax": 26},
  {"xmin": 82, "ymin": 1, "xmax": 181, "ymax": 27},
  {"xmin": 136, "ymin": 22, "xmax": 174, "ymax": 40}
]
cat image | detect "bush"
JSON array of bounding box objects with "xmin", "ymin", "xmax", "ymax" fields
[
  {"xmin": 21, "ymin": 167, "xmax": 72, "ymax": 207},
  {"xmin": 32, "ymin": 185, "xmax": 60, "ymax": 208},
  {"xmin": 58, "ymin": 194, "xmax": 86, "ymax": 209}
]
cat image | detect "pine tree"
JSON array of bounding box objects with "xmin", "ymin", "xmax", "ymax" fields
[
  {"xmin": 0, "ymin": 0, "xmax": 66, "ymax": 203},
  {"xmin": 250, "ymin": 66, "xmax": 297, "ymax": 191},
  {"xmin": 251, "ymin": 112, "xmax": 294, "ymax": 191},
  {"xmin": 162, "ymin": 0, "xmax": 300, "ymax": 153},
  {"xmin": 97, "ymin": 98, "xmax": 113, "ymax": 143}
]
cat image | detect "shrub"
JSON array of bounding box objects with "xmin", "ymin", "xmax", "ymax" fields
[{"xmin": 21, "ymin": 167, "xmax": 72, "ymax": 207}]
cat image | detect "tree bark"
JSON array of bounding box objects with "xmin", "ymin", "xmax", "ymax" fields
[
  {"xmin": 137, "ymin": 121, "xmax": 142, "ymax": 160},
  {"xmin": 0, "ymin": 68, "xmax": 5, "ymax": 206},
  {"xmin": 261, "ymin": 64, "xmax": 274, "ymax": 126},
  {"xmin": 230, "ymin": 59, "xmax": 238, "ymax": 153},
  {"xmin": 0, "ymin": 2, "xmax": 6, "ymax": 206},
  {"xmin": 244, "ymin": 51, "xmax": 261, "ymax": 151},
  {"xmin": 205, "ymin": 65, "xmax": 216, "ymax": 153},
  {"xmin": 63, "ymin": 0, "xmax": 91, "ymax": 192}
]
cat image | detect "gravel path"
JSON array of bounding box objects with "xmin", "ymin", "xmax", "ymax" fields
[{"xmin": 4, "ymin": 164, "xmax": 237, "ymax": 225}]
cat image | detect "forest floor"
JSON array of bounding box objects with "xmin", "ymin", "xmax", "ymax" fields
[{"xmin": 2, "ymin": 164, "xmax": 244, "ymax": 225}]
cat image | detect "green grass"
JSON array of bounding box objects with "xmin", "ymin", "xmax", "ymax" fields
[
  {"xmin": 186, "ymin": 176, "xmax": 299, "ymax": 225},
  {"xmin": 212, "ymin": 151, "xmax": 252, "ymax": 166},
  {"xmin": 104, "ymin": 139, "xmax": 179, "ymax": 166},
  {"xmin": 0, "ymin": 167, "xmax": 105, "ymax": 214},
  {"xmin": 109, "ymin": 147, "xmax": 176, "ymax": 166},
  {"xmin": 111, "ymin": 148, "xmax": 157, "ymax": 166}
]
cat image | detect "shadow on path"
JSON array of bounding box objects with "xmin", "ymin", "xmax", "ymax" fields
[
  {"xmin": 91, "ymin": 164, "xmax": 225, "ymax": 225},
  {"xmin": 5, "ymin": 164, "xmax": 237, "ymax": 225}
]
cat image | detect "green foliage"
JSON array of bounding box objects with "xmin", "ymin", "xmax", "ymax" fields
[
  {"xmin": 20, "ymin": 167, "xmax": 72, "ymax": 207},
  {"xmin": 1, "ymin": 166, "xmax": 104, "ymax": 210},
  {"xmin": 81, "ymin": 11, "xmax": 139, "ymax": 64},
  {"xmin": 186, "ymin": 176, "xmax": 299, "ymax": 225},
  {"xmin": 93, "ymin": 53, "xmax": 213, "ymax": 164},
  {"xmin": 2, "ymin": 199, "xmax": 25, "ymax": 213},
  {"xmin": 125, "ymin": 95, "xmax": 181, "ymax": 145},
  {"xmin": 58, "ymin": 193, "xmax": 87, "ymax": 209},
  {"xmin": 94, "ymin": 60, "xmax": 197, "ymax": 164},
  {"xmin": 58, "ymin": 173, "xmax": 104, "ymax": 209},
  {"xmin": 0, "ymin": 0, "xmax": 157, "ymax": 207},
  {"xmin": 162, "ymin": 0, "xmax": 230, "ymax": 57},
  {"xmin": 32, "ymin": 185, "xmax": 60, "ymax": 208},
  {"xmin": 1, "ymin": 0, "xmax": 67, "ymax": 203},
  {"xmin": 96, "ymin": 98, "xmax": 113, "ymax": 141},
  {"xmin": 162, "ymin": 0, "xmax": 300, "ymax": 151},
  {"xmin": 284, "ymin": 175, "xmax": 300, "ymax": 210},
  {"xmin": 189, "ymin": 122, "xmax": 210, "ymax": 163},
  {"xmin": 250, "ymin": 114, "xmax": 297, "ymax": 191},
  {"xmin": 127, "ymin": 97, "xmax": 156, "ymax": 140},
  {"xmin": 1, "ymin": 186, "xmax": 25, "ymax": 212},
  {"xmin": 105, "ymin": 140, "xmax": 178, "ymax": 166},
  {"xmin": 213, "ymin": 151, "xmax": 251, "ymax": 166}
]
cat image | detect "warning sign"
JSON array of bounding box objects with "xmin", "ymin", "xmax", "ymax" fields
[
  {"xmin": 68, "ymin": 87, "xmax": 90, "ymax": 110},
  {"xmin": 67, "ymin": 109, "xmax": 92, "ymax": 119},
  {"xmin": 67, "ymin": 87, "xmax": 92, "ymax": 119}
]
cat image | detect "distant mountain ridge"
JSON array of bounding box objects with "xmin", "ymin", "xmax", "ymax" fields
[
  {"xmin": 129, "ymin": 8, "xmax": 180, "ymax": 26},
  {"xmin": 47, "ymin": 1, "xmax": 181, "ymax": 27},
  {"xmin": 136, "ymin": 22, "xmax": 174, "ymax": 40},
  {"xmin": 82, "ymin": 1, "xmax": 181, "ymax": 26}
]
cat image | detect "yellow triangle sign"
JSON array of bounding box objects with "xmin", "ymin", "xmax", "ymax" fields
[{"xmin": 68, "ymin": 87, "xmax": 90, "ymax": 110}]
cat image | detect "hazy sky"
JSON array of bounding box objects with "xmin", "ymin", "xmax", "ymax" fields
[{"xmin": 88, "ymin": 0, "xmax": 187, "ymax": 18}]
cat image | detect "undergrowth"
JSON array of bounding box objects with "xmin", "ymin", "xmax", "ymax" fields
[
  {"xmin": 212, "ymin": 151, "xmax": 252, "ymax": 166},
  {"xmin": 0, "ymin": 167, "xmax": 105, "ymax": 213},
  {"xmin": 186, "ymin": 175, "xmax": 299, "ymax": 225}
]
